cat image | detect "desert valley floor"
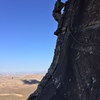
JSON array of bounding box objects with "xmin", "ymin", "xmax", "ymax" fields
[{"xmin": 0, "ymin": 73, "xmax": 44, "ymax": 100}]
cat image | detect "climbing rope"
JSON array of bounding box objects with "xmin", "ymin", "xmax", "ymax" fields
[{"xmin": 69, "ymin": 0, "xmax": 100, "ymax": 46}]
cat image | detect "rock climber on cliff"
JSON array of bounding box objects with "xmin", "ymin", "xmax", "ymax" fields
[
  {"xmin": 53, "ymin": 0, "xmax": 64, "ymax": 22},
  {"xmin": 52, "ymin": 0, "xmax": 65, "ymax": 36}
]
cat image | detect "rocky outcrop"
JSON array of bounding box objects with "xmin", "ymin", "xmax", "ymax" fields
[{"xmin": 28, "ymin": 0, "xmax": 100, "ymax": 100}]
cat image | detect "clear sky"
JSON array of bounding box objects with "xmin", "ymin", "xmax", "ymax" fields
[{"xmin": 0, "ymin": 0, "xmax": 66, "ymax": 73}]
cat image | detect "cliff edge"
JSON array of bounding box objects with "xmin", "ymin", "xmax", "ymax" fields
[{"xmin": 28, "ymin": 0, "xmax": 100, "ymax": 100}]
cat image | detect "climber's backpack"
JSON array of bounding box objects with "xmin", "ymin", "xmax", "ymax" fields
[{"xmin": 54, "ymin": 1, "xmax": 64, "ymax": 13}]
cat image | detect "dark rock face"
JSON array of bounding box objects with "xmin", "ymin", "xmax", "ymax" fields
[{"xmin": 28, "ymin": 0, "xmax": 100, "ymax": 100}]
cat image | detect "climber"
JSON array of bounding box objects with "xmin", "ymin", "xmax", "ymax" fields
[
  {"xmin": 53, "ymin": 0, "xmax": 69, "ymax": 36},
  {"xmin": 52, "ymin": 0, "xmax": 65, "ymax": 36},
  {"xmin": 52, "ymin": 0, "xmax": 64, "ymax": 22}
]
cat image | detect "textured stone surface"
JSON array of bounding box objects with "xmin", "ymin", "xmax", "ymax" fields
[{"xmin": 28, "ymin": 0, "xmax": 100, "ymax": 100}]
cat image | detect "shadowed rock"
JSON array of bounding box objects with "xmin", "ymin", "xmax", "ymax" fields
[{"xmin": 28, "ymin": 0, "xmax": 100, "ymax": 100}]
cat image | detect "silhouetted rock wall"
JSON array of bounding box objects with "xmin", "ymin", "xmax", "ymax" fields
[{"xmin": 28, "ymin": 0, "xmax": 100, "ymax": 100}]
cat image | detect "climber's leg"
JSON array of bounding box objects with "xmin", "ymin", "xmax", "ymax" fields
[
  {"xmin": 52, "ymin": 12, "xmax": 62, "ymax": 22},
  {"xmin": 54, "ymin": 15, "xmax": 63, "ymax": 36}
]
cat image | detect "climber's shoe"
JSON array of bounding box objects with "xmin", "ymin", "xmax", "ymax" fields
[{"xmin": 54, "ymin": 28, "xmax": 62, "ymax": 36}]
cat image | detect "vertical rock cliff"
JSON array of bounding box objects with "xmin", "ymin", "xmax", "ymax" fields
[{"xmin": 28, "ymin": 0, "xmax": 100, "ymax": 100}]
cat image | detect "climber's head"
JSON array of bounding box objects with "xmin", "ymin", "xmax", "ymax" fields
[{"xmin": 57, "ymin": 0, "xmax": 61, "ymax": 2}]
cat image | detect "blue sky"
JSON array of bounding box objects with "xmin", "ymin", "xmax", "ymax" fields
[{"xmin": 0, "ymin": 0, "xmax": 66, "ymax": 73}]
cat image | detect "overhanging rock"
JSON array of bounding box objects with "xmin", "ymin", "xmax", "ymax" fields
[{"xmin": 28, "ymin": 0, "xmax": 100, "ymax": 100}]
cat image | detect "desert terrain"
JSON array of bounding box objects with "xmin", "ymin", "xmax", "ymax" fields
[{"xmin": 0, "ymin": 73, "xmax": 44, "ymax": 100}]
